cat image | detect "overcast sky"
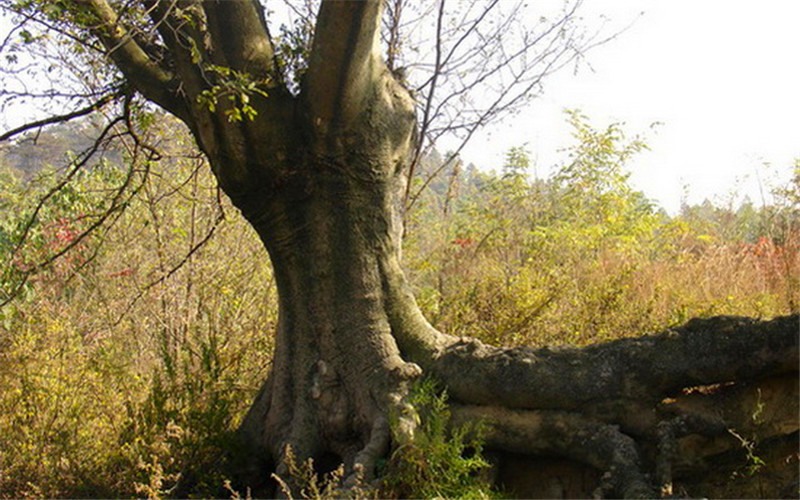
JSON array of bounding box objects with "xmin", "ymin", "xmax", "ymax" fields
[{"xmin": 451, "ymin": 0, "xmax": 800, "ymax": 213}]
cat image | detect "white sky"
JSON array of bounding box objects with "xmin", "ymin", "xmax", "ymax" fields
[{"xmin": 451, "ymin": 0, "xmax": 800, "ymax": 213}]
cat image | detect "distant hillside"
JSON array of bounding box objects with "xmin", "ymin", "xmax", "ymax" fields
[{"xmin": 0, "ymin": 118, "xmax": 122, "ymax": 177}]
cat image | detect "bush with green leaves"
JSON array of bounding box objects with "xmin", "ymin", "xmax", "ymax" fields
[{"xmin": 380, "ymin": 379, "xmax": 498, "ymax": 499}]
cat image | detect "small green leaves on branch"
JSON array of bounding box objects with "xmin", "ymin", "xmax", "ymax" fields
[{"xmin": 196, "ymin": 65, "xmax": 269, "ymax": 123}]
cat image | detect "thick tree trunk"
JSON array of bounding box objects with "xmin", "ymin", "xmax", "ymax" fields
[
  {"xmin": 224, "ymin": 61, "xmax": 429, "ymax": 491},
  {"xmin": 235, "ymin": 151, "xmax": 425, "ymax": 484}
]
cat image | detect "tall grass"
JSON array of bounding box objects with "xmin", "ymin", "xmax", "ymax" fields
[{"xmin": 1, "ymin": 132, "xmax": 277, "ymax": 497}]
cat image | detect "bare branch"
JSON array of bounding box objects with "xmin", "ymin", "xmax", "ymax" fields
[
  {"xmin": 0, "ymin": 90, "xmax": 121, "ymax": 142},
  {"xmin": 0, "ymin": 5, "xmax": 105, "ymax": 53},
  {"xmin": 403, "ymin": 0, "xmax": 445, "ymax": 204},
  {"xmin": 0, "ymin": 120, "xmax": 149, "ymax": 309},
  {"xmin": 6, "ymin": 115, "xmax": 126, "ymax": 261},
  {"xmin": 383, "ymin": 0, "xmax": 404, "ymax": 70},
  {"xmin": 0, "ymin": 11, "xmax": 25, "ymax": 52},
  {"xmin": 400, "ymin": 0, "xmax": 596, "ymax": 212},
  {"xmin": 110, "ymin": 200, "xmax": 225, "ymax": 327},
  {"xmin": 0, "ymin": 95, "xmax": 161, "ymax": 309}
]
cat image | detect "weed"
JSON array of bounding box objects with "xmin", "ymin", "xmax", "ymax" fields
[
  {"xmin": 271, "ymin": 446, "xmax": 374, "ymax": 500},
  {"xmin": 380, "ymin": 379, "xmax": 499, "ymax": 499}
]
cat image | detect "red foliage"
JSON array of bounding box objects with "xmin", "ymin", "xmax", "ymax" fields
[
  {"xmin": 452, "ymin": 238, "xmax": 474, "ymax": 248},
  {"xmin": 108, "ymin": 268, "xmax": 135, "ymax": 278}
]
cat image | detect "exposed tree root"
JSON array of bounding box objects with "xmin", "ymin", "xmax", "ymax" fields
[
  {"xmin": 428, "ymin": 315, "xmax": 797, "ymax": 412},
  {"xmin": 434, "ymin": 315, "xmax": 798, "ymax": 498},
  {"xmin": 654, "ymin": 411, "xmax": 728, "ymax": 495},
  {"xmin": 450, "ymin": 405, "xmax": 655, "ymax": 498},
  {"xmin": 237, "ymin": 311, "xmax": 798, "ymax": 498}
]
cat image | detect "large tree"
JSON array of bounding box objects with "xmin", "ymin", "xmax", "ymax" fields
[{"xmin": 0, "ymin": 1, "xmax": 797, "ymax": 497}]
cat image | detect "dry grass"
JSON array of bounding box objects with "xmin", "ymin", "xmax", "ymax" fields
[{"xmin": 1, "ymin": 121, "xmax": 796, "ymax": 496}]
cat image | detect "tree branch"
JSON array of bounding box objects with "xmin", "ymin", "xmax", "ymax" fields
[
  {"xmin": 0, "ymin": 100, "xmax": 153, "ymax": 309},
  {"xmin": 303, "ymin": 0, "xmax": 383, "ymax": 131},
  {"xmin": 84, "ymin": 0, "xmax": 189, "ymax": 120},
  {"xmin": 403, "ymin": 0, "xmax": 445, "ymax": 204},
  {"xmin": 140, "ymin": 0, "xmax": 216, "ymax": 102},
  {"xmin": 0, "ymin": 90, "xmax": 121, "ymax": 142},
  {"xmin": 201, "ymin": 0, "xmax": 279, "ymax": 81},
  {"xmin": 6, "ymin": 115, "xmax": 126, "ymax": 261}
]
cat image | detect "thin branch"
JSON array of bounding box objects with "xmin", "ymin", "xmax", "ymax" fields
[
  {"xmin": 0, "ymin": 11, "xmax": 26, "ymax": 53},
  {"xmin": 8, "ymin": 115, "xmax": 125, "ymax": 259},
  {"xmin": 111, "ymin": 204, "xmax": 225, "ymax": 327},
  {"xmin": 384, "ymin": 0, "xmax": 404, "ymax": 70},
  {"xmin": 412, "ymin": 0, "xmax": 500, "ymax": 92},
  {"xmin": 0, "ymin": 148, "xmax": 146, "ymax": 309},
  {"xmin": 405, "ymin": 1, "xmax": 598, "ymax": 213},
  {"xmin": 404, "ymin": 0, "xmax": 445, "ymax": 204},
  {"xmin": 0, "ymin": 90, "xmax": 121, "ymax": 142},
  {"xmin": 0, "ymin": 95, "xmax": 169, "ymax": 309},
  {"xmin": 0, "ymin": 5, "xmax": 105, "ymax": 53}
]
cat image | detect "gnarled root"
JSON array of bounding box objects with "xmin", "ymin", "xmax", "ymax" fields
[
  {"xmin": 425, "ymin": 315, "xmax": 799, "ymax": 498},
  {"xmin": 429, "ymin": 315, "xmax": 798, "ymax": 413},
  {"xmin": 450, "ymin": 405, "xmax": 656, "ymax": 498}
]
